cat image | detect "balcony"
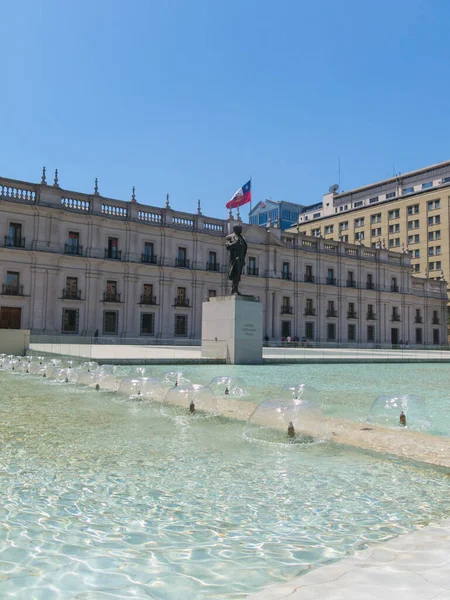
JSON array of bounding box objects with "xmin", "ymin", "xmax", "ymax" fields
[
  {"xmin": 391, "ymin": 284, "xmax": 399, "ymax": 293},
  {"xmin": 103, "ymin": 292, "xmax": 121, "ymax": 302},
  {"xmin": 4, "ymin": 236, "xmax": 25, "ymax": 248},
  {"xmin": 104, "ymin": 249, "xmax": 122, "ymax": 260},
  {"xmin": 175, "ymin": 258, "xmax": 190, "ymax": 268},
  {"xmin": 304, "ymin": 274, "xmax": 315, "ymax": 283},
  {"xmin": 432, "ymin": 317, "xmax": 440, "ymax": 324},
  {"xmin": 141, "ymin": 253, "xmax": 158, "ymax": 264},
  {"xmin": 391, "ymin": 314, "xmax": 401, "ymax": 322},
  {"xmin": 347, "ymin": 312, "xmax": 358, "ymax": 319},
  {"xmin": 346, "ymin": 280, "xmax": 356, "ymax": 288},
  {"xmin": 280, "ymin": 306, "xmax": 293, "ymax": 315},
  {"xmin": 366, "ymin": 313, "xmax": 376, "ymax": 320},
  {"xmin": 62, "ymin": 289, "xmax": 82, "ymax": 300},
  {"xmin": 2, "ymin": 284, "xmax": 24, "ymax": 296},
  {"xmin": 247, "ymin": 267, "xmax": 259, "ymax": 276},
  {"xmin": 326, "ymin": 277, "xmax": 336, "ymax": 285},
  {"xmin": 281, "ymin": 272, "xmax": 292, "ymax": 280},
  {"xmin": 174, "ymin": 297, "xmax": 190, "ymax": 307},
  {"xmin": 326, "ymin": 309, "xmax": 338, "ymax": 317},
  {"xmin": 415, "ymin": 316, "xmax": 423, "ymax": 323},
  {"xmin": 366, "ymin": 282, "xmax": 375, "ymax": 290},
  {"xmin": 304, "ymin": 308, "xmax": 316, "ymax": 316},
  {"xmin": 140, "ymin": 295, "xmax": 157, "ymax": 305},
  {"xmin": 206, "ymin": 262, "xmax": 220, "ymax": 272},
  {"xmin": 65, "ymin": 243, "xmax": 83, "ymax": 255}
]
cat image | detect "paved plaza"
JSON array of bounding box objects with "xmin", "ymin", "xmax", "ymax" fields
[{"xmin": 248, "ymin": 518, "xmax": 450, "ymax": 600}]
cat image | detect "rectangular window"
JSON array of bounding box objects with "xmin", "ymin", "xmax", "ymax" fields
[
  {"xmin": 371, "ymin": 227, "xmax": 382, "ymax": 237},
  {"xmin": 143, "ymin": 242, "xmax": 154, "ymax": 261},
  {"xmin": 208, "ymin": 289, "xmax": 216, "ymax": 297},
  {"xmin": 367, "ymin": 325, "xmax": 375, "ymax": 342},
  {"xmin": 305, "ymin": 322, "xmax": 314, "ymax": 340},
  {"xmin": 282, "ymin": 262, "xmax": 290, "ymax": 278},
  {"xmin": 371, "ymin": 213, "xmax": 381, "ymax": 223},
  {"xmin": 415, "ymin": 328, "xmax": 423, "ymax": 344},
  {"xmin": 355, "ymin": 231, "xmax": 364, "ymax": 241},
  {"xmin": 340, "ymin": 234, "xmax": 349, "ymax": 242},
  {"xmin": 354, "ymin": 217, "xmax": 365, "ymax": 227},
  {"xmin": 388, "ymin": 224, "xmax": 400, "ymax": 233},
  {"xmin": 339, "ymin": 221, "xmax": 349, "ymax": 231},
  {"xmin": 107, "ymin": 237, "xmax": 119, "ymax": 259},
  {"xmin": 103, "ymin": 311, "xmax": 118, "ymax": 335},
  {"xmin": 348, "ymin": 324, "xmax": 356, "ymax": 341},
  {"xmin": 176, "ymin": 286, "xmax": 187, "ymax": 305},
  {"xmin": 177, "ymin": 247, "xmax": 188, "ymax": 267},
  {"xmin": 436, "ymin": 246, "xmax": 441, "ymax": 255},
  {"xmin": 140, "ymin": 313, "xmax": 154, "ymax": 335},
  {"xmin": 369, "ymin": 197, "xmax": 378, "ymax": 203},
  {"xmin": 429, "ymin": 261, "xmax": 435, "ymax": 270},
  {"xmin": 328, "ymin": 300, "xmax": 335, "ymax": 312},
  {"xmin": 143, "ymin": 284, "xmax": 153, "ymax": 302},
  {"xmin": 407, "ymin": 204, "xmax": 419, "ymax": 214},
  {"xmin": 281, "ymin": 321, "xmax": 292, "ymax": 338},
  {"xmin": 386, "ymin": 192, "xmax": 396, "ymax": 199},
  {"xmin": 174, "ymin": 314, "xmax": 188, "ymax": 336},
  {"xmin": 433, "ymin": 329, "xmax": 440, "ymax": 345},
  {"xmin": 354, "ymin": 201, "xmax": 363, "ymax": 208},
  {"xmin": 436, "ymin": 261, "xmax": 441, "ymax": 270},
  {"xmin": 8, "ymin": 223, "xmax": 22, "ymax": 245},
  {"xmin": 68, "ymin": 231, "xmax": 80, "ymax": 251},
  {"xmin": 327, "ymin": 323, "xmax": 336, "ymax": 341},
  {"xmin": 5, "ymin": 271, "xmax": 19, "ymax": 292},
  {"xmin": 435, "ymin": 230, "xmax": 441, "ymax": 239},
  {"xmin": 327, "ymin": 268, "xmax": 335, "ymax": 284},
  {"xmin": 324, "ymin": 225, "xmax": 334, "ymax": 234},
  {"xmin": 62, "ymin": 308, "xmax": 79, "ymax": 334},
  {"xmin": 413, "ymin": 264, "xmax": 420, "ymax": 272},
  {"xmin": 422, "ymin": 182, "xmax": 433, "ymax": 190},
  {"xmin": 388, "ymin": 208, "xmax": 400, "ymax": 219},
  {"xmin": 306, "ymin": 298, "xmax": 314, "ymax": 312},
  {"xmin": 429, "ymin": 247, "xmax": 435, "ymax": 256},
  {"xmin": 311, "ymin": 228, "xmax": 321, "ymax": 237},
  {"xmin": 427, "ymin": 199, "xmax": 440, "ymax": 210},
  {"xmin": 404, "ymin": 187, "xmax": 414, "ymax": 194}
]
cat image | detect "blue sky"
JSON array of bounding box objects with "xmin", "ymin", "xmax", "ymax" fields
[{"xmin": 2, "ymin": 0, "xmax": 450, "ymax": 220}]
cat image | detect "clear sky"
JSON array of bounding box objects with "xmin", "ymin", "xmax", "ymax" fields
[{"xmin": 2, "ymin": 0, "xmax": 450, "ymax": 220}]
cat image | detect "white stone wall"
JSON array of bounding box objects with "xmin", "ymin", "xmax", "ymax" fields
[{"xmin": 0, "ymin": 177, "xmax": 447, "ymax": 346}]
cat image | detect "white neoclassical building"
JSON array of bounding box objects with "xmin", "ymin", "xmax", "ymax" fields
[{"xmin": 0, "ymin": 173, "xmax": 447, "ymax": 347}]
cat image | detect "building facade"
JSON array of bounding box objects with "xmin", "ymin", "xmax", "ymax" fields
[
  {"xmin": 290, "ymin": 160, "xmax": 450, "ymax": 284},
  {"xmin": 0, "ymin": 174, "xmax": 447, "ymax": 346},
  {"xmin": 249, "ymin": 199, "xmax": 304, "ymax": 230}
]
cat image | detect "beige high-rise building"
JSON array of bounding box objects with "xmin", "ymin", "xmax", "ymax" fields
[{"xmin": 287, "ymin": 161, "xmax": 450, "ymax": 290}]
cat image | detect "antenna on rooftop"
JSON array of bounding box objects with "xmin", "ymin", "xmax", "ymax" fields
[
  {"xmin": 338, "ymin": 156, "xmax": 341, "ymax": 187},
  {"xmin": 329, "ymin": 183, "xmax": 339, "ymax": 194}
]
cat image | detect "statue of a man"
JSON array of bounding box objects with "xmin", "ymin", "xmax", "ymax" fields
[{"xmin": 225, "ymin": 225, "xmax": 248, "ymax": 295}]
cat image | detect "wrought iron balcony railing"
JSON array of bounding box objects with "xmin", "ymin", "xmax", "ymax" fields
[
  {"xmin": 326, "ymin": 309, "xmax": 338, "ymax": 317},
  {"xmin": 347, "ymin": 312, "xmax": 358, "ymax": 318},
  {"xmin": 281, "ymin": 272, "xmax": 292, "ymax": 280},
  {"xmin": 346, "ymin": 280, "xmax": 356, "ymax": 288},
  {"xmin": 414, "ymin": 316, "xmax": 423, "ymax": 323},
  {"xmin": 103, "ymin": 292, "xmax": 121, "ymax": 302},
  {"xmin": 366, "ymin": 282, "xmax": 375, "ymax": 290},
  {"xmin": 64, "ymin": 243, "xmax": 83, "ymax": 255},
  {"xmin": 432, "ymin": 317, "xmax": 440, "ymax": 324},
  {"xmin": 304, "ymin": 308, "xmax": 316, "ymax": 316},
  {"xmin": 174, "ymin": 297, "xmax": 190, "ymax": 307},
  {"xmin": 62, "ymin": 289, "xmax": 82, "ymax": 299},
  {"xmin": 140, "ymin": 295, "xmax": 157, "ymax": 305},
  {"xmin": 247, "ymin": 267, "xmax": 259, "ymax": 276},
  {"xmin": 141, "ymin": 253, "xmax": 158, "ymax": 264},
  {"xmin": 326, "ymin": 277, "xmax": 336, "ymax": 285},
  {"xmin": 391, "ymin": 284, "xmax": 399, "ymax": 292},
  {"xmin": 104, "ymin": 249, "xmax": 122, "ymax": 260},
  {"xmin": 280, "ymin": 306, "xmax": 293, "ymax": 314},
  {"xmin": 4, "ymin": 236, "xmax": 25, "ymax": 248},
  {"xmin": 304, "ymin": 274, "xmax": 315, "ymax": 283},
  {"xmin": 206, "ymin": 262, "xmax": 220, "ymax": 271},
  {"xmin": 175, "ymin": 258, "xmax": 190, "ymax": 268},
  {"xmin": 2, "ymin": 284, "xmax": 24, "ymax": 296},
  {"xmin": 366, "ymin": 313, "xmax": 376, "ymax": 320},
  {"xmin": 391, "ymin": 314, "xmax": 401, "ymax": 322}
]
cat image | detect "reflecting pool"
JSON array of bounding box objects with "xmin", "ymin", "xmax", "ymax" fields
[{"xmin": 0, "ymin": 364, "xmax": 449, "ymax": 599}]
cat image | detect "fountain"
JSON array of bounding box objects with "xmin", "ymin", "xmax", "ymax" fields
[{"xmin": 368, "ymin": 394, "xmax": 431, "ymax": 431}]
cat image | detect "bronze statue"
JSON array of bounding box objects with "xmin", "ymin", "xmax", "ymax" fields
[{"xmin": 226, "ymin": 225, "xmax": 248, "ymax": 295}]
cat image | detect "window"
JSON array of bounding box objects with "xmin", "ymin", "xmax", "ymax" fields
[
  {"xmin": 408, "ymin": 234, "xmax": 420, "ymax": 244},
  {"xmin": 327, "ymin": 268, "xmax": 335, "ymax": 284},
  {"xmin": 412, "ymin": 249, "xmax": 420, "ymax": 258},
  {"xmin": 388, "ymin": 209, "xmax": 400, "ymax": 219},
  {"xmin": 404, "ymin": 187, "xmax": 414, "ymax": 194},
  {"xmin": 248, "ymin": 256, "xmax": 257, "ymax": 275},
  {"xmin": 442, "ymin": 177, "xmax": 450, "ymax": 184},
  {"xmin": 415, "ymin": 328, "xmax": 423, "ymax": 344},
  {"xmin": 429, "ymin": 261, "xmax": 441, "ymax": 271},
  {"xmin": 429, "ymin": 261, "xmax": 435, "ymax": 270},
  {"xmin": 339, "ymin": 221, "xmax": 349, "ymax": 231},
  {"xmin": 140, "ymin": 313, "xmax": 155, "ymax": 335},
  {"xmin": 429, "ymin": 247, "xmax": 435, "ymax": 256},
  {"xmin": 391, "ymin": 277, "xmax": 398, "ymax": 291},
  {"xmin": 143, "ymin": 242, "xmax": 154, "ymax": 262},
  {"xmin": 107, "ymin": 237, "xmax": 119, "ymax": 259},
  {"xmin": 429, "ymin": 230, "xmax": 441, "ymax": 241},
  {"xmin": 176, "ymin": 286, "xmax": 187, "ymax": 306},
  {"xmin": 422, "ymin": 182, "xmax": 433, "ymax": 190},
  {"xmin": 348, "ymin": 324, "xmax": 356, "ymax": 341},
  {"xmin": 143, "ymin": 283, "xmax": 153, "ymax": 301},
  {"xmin": 282, "ymin": 262, "xmax": 290, "ymax": 279},
  {"xmin": 311, "ymin": 228, "xmax": 321, "ymax": 237},
  {"xmin": 313, "ymin": 212, "xmax": 321, "ymax": 218},
  {"xmin": 327, "ymin": 323, "xmax": 336, "ymax": 340},
  {"xmin": 208, "ymin": 289, "xmax": 216, "ymax": 298},
  {"xmin": 408, "ymin": 219, "xmax": 419, "ymax": 229},
  {"xmin": 354, "ymin": 201, "xmax": 363, "ymax": 208},
  {"xmin": 433, "ymin": 329, "xmax": 440, "ymax": 345},
  {"xmin": 386, "ymin": 192, "xmax": 396, "ymax": 199},
  {"xmin": 436, "ymin": 246, "xmax": 441, "ymax": 255},
  {"xmin": 340, "ymin": 234, "xmax": 349, "ymax": 242},
  {"xmin": 366, "ymin": 273, "xmax": 374, "ymax": 289},
  {"xmin": 355, "ymin": 231, "xmax": 364, "ymax": 241},
  {"xmin": 354, "ymin": 217, "xmax": 365, "ymax": 227},
  {"xmin": 389, "ymin": 224, "xmax": 400, "ymax": 233},
  {"xmin": 64, "ymin": 277, "xmax": 79, "ymax": 299},
  {"xmin": 103, "ymin": 311, "xmax": 118, "ymax": 334},
  {"xmin": 281, "ymin": 296, "xmax": 291, "ymax": 311},
  {"xmin": 207, "ymin": 251, "xmax": 218, "ymax": 271},
  {"xmin": 367, "ymin": 325, "xmax": 375, "ymax": 342},
  {"xmin": 66, "ymin": 231, "xmax": 80, "ymax": 253},
  {"xmin": 305, "ymin": 322, "xmax": 314, "ymax": 340},
  {"xmin": 5, "ymin": 271, "xmax": 19, "ymax": 292},
  {"xmin": 371, "ymin": 214, "xmax": 381, "ymax": 224},
  {"xmin": 348, "ymin": 302, "xmax": 355, "ymax": 316},
  {"xmin": 281, "ymin": 321, "xmax": 292, "ymax": 338},
  {"xmin": 174, "ymin": 314, "xmax": 188, "ymax": 336},
  {"xmin": 367, "ymin": 303, "xmax": 374, "ymax": 317},
  {"xmin": 324, "ymin": 225, "xmax": 334, "ymax": 234},
  {"xmin": 347, "ymin": 271, "xmax": 355, "ymax": 286},
  {"xmin": 62, "ymin": 309, "xmax": 78, "ymax": 334},
  {"xmin": 7, "ymin": 223, "xmax": 22, "ymax": 247},
  {"xmin": 369, "ymin": 197, "xmax": 378, "ymax": 203},
  {"xmin": 436, "ymin": 261, "xmax": 442, "ymax": 270},
  {"xmin": 327, "ymin": 300, "xmax": 336, "ymax": 316},
  {"xmin": 407, "ymin": 204, "xmax": 419, "ymax": 215},
  {"xmin": 412, "ymin": 264, "xmax": 420, "ymax": 272},
  {"xmin": 177, "ymin": 247, "xmax": 188, "ymax": 267},
  {"xmin": 371, "ymin": 228, "xmax": 382, "ymax": 237},
  {"xmin": 427, "ymin": 199, "xmax": 440, "ymax": 210},
  {"xmin": 305, "ymin": 298, "xmax": 314, "ymax": 315}
]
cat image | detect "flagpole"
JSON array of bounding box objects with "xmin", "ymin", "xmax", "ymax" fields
[{"xmin": 249, "ymin": 175, "xmax": 252, "ymax": 221}]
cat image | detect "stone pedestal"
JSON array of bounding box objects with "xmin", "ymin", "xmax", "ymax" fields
[{"xmin": 201, "ymin": 295, "xmax": 263, "ymax": 364}]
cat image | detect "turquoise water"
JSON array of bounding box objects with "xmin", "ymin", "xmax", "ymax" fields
[{"xmin": 0, "ymin": 365, "xmax": 449, "ymax": 599}]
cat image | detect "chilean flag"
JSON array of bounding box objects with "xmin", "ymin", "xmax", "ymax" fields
[{"xmin": 226, "ymin": 180, "xmax": 251, "ymax": 209}]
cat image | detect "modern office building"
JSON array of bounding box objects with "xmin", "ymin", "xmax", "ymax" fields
[
  {"xmin": 249, "ymin": 199, "xmax": 305, "ymax": 230},
  {"xmin": 288, "ymin": 160, "xmax": 450, "ymax": 285},
  {"xmin": 0, "ymin": 172, "xmax": 447, "ymax": 346}
]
